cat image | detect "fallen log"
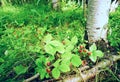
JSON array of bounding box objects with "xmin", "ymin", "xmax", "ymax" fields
[
  {"xmin": 24, "ymin": 55, "xmax": 120, "ymax": 82},
  {"xmin": 63, "ymin": 55, "xmax": 120, "ymax": 82}
]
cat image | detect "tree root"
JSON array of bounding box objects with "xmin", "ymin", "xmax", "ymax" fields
[{"xmin": 24, "ymin": 55, "xmax": 120, "ymax": 82}]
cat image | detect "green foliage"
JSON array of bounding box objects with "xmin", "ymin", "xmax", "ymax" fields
[
  {"xmin": 89, "ymin": 43, "xmax": 104, "ymax": 62},
  {"xmin": 61, "ymin": 0, "xmax": 78, "ymax": 11},
  {"xmin": 44, "ymin": 34, "xmax": 65, "ymax": 55},
  {"xmin": 0, "ymin": 2, "xmax": 108, "ymax": 81},
  {"xmin": 0, "ymin": 7, "xmax": 85, "ymax": 80},
  {"xmin": 108, "ymin": 7, "xmax": 120, "ymax": 50},
  {"xmin": 52, "ymin": 68, "xmax": 60, "ymax": 79},
  {"xmin": 35, "ymin": 34, "xmax": 82, "ymax": 79},
  {"xmin": 0, "ymin": 25, "xmax": 47, "ymax": 81},
  {"xmin": 71, "ymin": 55, "xmax": 82, "ymax": 67},
  {"xmin": 0, "ymin": 58, "xmax": 4, "ymax": 63},
  {"xmin": 59, "ymin": 64, "xmax": 70, "ymax": 72},
  {"xmin": 35, "ymin": 58, "xmax": 48, "ymax": 79},
  {"xmin": 3, "ymin": 0, "xmax": 47, "ymax": 5},
  {"xmin": 14, "ymin": 65, "xmax": 28, "ymax": 75}
]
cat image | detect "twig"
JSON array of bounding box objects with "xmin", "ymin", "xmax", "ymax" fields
[
  {"xmin": 78, "ymin": 66, "xmax": 90, "ymax": 72},
  {"xmin": 24, "ymin": 73, "xmax": 39, "ymax": 82}
]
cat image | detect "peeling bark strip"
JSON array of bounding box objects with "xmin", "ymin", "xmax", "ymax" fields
[
  {"xmin": 24, "ymin": 55, "xmax": 120, "ymax": 82},
  {"xmin": 86, "ymin": 0, "xmax": 111, "ymax": 43}
]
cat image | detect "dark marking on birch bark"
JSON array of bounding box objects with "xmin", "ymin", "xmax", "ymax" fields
[{"xmin": 96, "ymin": 27, "xmax": 100, "ymax": 30}]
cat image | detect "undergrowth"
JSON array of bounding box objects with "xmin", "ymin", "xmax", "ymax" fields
[{"xmin": 0, "ymin": 2, "xmax": 120, "ymax": 82}]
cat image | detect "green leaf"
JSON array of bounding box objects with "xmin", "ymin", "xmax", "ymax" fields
[
  {"xmin": 45, "ymin": 44, "xmax": 56, "ymax": 55},
  {"xmin": 36, "ymin": 67, "xmax": 46, "ymax": 79},
  {"xmin": 45, "ymin": 40, "xmax": 65, "ymax": 55},
  {"xmin": 56, "ymin": 46, "xmax": 65, "ymax": 54},
  {"xmin": 89, "ymin": 53, "xmax": 97, "ymax": 62},
  {"xmin": 50, "ymin": 40, "xmax": 65, "ymax": 53},
  {"xmin": 0, "ymin": 58, "xmax": 4, "ymax": 63},
  {"xmin": 14, "ymin": 65, "xmax": 28, "ymax": 75},
  {"xmin": 53, "ymin": 59, "xmax": 61, "ymax": 67},
  {"xmin": 65, "ymin": 44, "xmax": 74, "ymax": 52},
  {"xmin": 45, "ymin": 55, "xmax": 55, "ymax": 64},
  {"xmin": 64, "ymin": 39, "xmax": 71, "ymax": 46},
  {"xmin": 35, "ymin": 56, "xmax": 45, "ymax": 67},
  {"xmin": 89, "ymin": 50, "xmax": 104, "ymax": 63},
  {"xmin": 48, "ymin": 55, "xmax": 55, "ymax": 61},
  {"xmin": 59, "ymin": 64, "xmax": 70, "ymax": 72},
  {"xmin": 52, "ymin": 68, "xmax": 60, "ymax": 79},
  {"xmin": 0, "ymin": 67, "xmax": 4, "ymax": 74},
  {"xmin": 61, "ymin": 52, "xmax": 73, "ymax": 59},
  {"xmin": 50, "ymin": 40, "xmax": 63, "ymax": 47},
  {"xmin": 61, "ymin": 59, "xmax": 70, "ymax": 65},
  {"xmin": 71, "ymin": 36, "xmax": 78, "ymax": 45},
  {"xmin": 45, "ymin": 73, "xmax": 50, "ymax": 78},
  {"xmin": 94, "ymin": 50, "xmax": 104, "ymax": 58},
  {"xmin": 71, "ymin": 55, "xmax": 82, "ymax": 67},
  {"xmin": 40, "ymin": 70, "xmax": 46, "ymax": 79},
  {"xmin": 44, "ymin": 34, "xmax": 52, "ymax": 43},
  {"xmin": 89, "ymin": 43, "xmax": 97, "ymax": 52}
]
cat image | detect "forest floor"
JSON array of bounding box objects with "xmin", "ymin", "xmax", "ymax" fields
[{"xmin": 0, "ymin": 4, "xmax": 120, "ymax": 82}]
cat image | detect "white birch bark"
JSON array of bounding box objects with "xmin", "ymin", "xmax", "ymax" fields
[
  {"xmin": 52, "ymin": 0, "xmax": 58, "ymax": 10},
  {"xmin": 86, "ymin": 0, "xmax": 111, "ymax": 43},
  {"xmin": 110, "ymin": 0, "xmax": 119, "ymax": 12}
]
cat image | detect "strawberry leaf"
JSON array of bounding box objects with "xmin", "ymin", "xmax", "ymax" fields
[
  {"xmin": 49, "ymin": 40, "xmax": 65, "ymax": 54},
  {"xmin": 14, "ymin": 65, "xmax": 28, "ymax": 75},
  {"xmin": 52, "ymin": 68, "xmax": 60, "ymax": 79},
  {"xmin": 44, "ymin": 34, "xmax": 52, "ymax": 43},
  {"xmin": 59, "ymin": 64, "xmax": 70, "ymax": 72},
  {"xmin": 45, "ymin": 44, "xmax": 56, "ymax": 55},
  {"xmin": 89, "ymin": 53, "xmax": 97, "ymax": 63},
  {"xmin": 71, "ymin": 36, "xmax": 78, "ymax": 45},
  {"xmin": 89, "ymin": 43, "xmax": 97, "ymax": 52},
  {"xmin": 94, "ymin": 50, "xmax": 104, "ymax": 58},
  {"xmin": 71, "ymin": 55, "xmax": 82, "ymax": 67},
  {"xmin": 53, "ymin": 59, "xmax": 61, "ymax": 67}
]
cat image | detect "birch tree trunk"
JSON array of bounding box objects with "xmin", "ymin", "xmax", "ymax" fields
[
  {"xmin": 52, "ymin": 0, "xmax": 59, "ymax": 10},
  {"xmin": 86, "ymin": 0, "xmax": 111, "ymax": 44}
]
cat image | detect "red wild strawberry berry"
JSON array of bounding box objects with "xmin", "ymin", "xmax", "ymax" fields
[
  {"xmin": 83, "ymin": 49, "xmax": 87, "ymax": 53},
  {"xmin": 47, "ymin": 62, "xmax": 51, "ymax": 66},
  {"xmin": 79, "ymin": 45, "xmax": 84, "ymax": 49},
  {"xmin": 79, "ymin": 50, "xmax": 82, "ymax": 53},
  {"xmin": 87, "ymin": 52, "xmax": 92, "ymax": 56},
  {"xmin": 46, "ymin": 68, "xmax": 51, "ymax": 73}
]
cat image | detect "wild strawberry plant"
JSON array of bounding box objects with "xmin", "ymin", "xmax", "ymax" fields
[
  {"xmin": 78, "ymin": 43, "xmax": 104, "ymax": 63},
  {"xmin": 35, "ymin": 34, "xmax": 82, "ymax": 79},
  {"xmin": 35, "ymin": 35, "xmax": 104, "ymax": 79},
  {"xmin": 89, "ymin": 43, "xmax": 104, "ymax": 62}
]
